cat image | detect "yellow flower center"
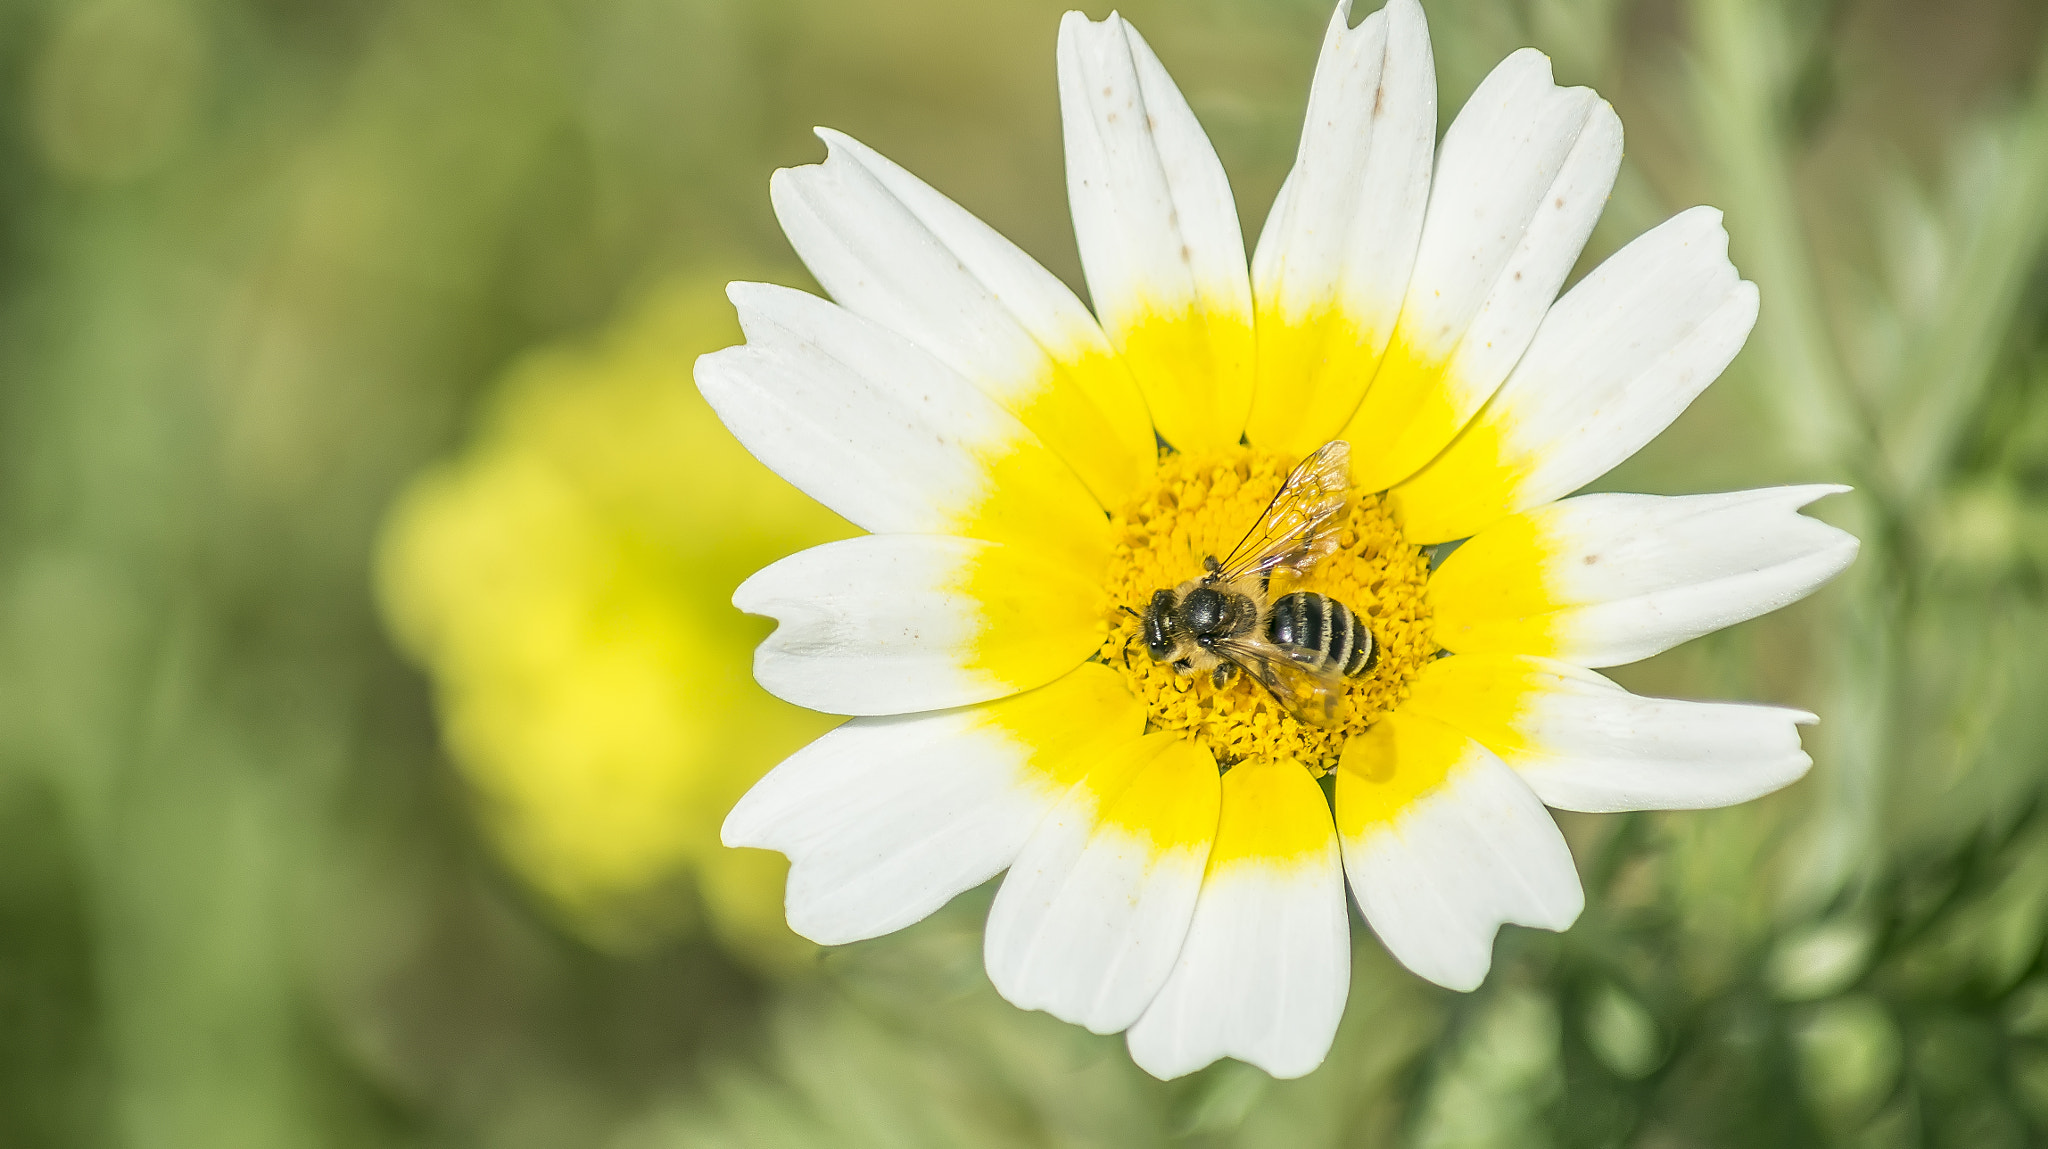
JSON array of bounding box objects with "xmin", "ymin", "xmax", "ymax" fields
[{"xmin": 1097, "ymin": 446, "xmax": 1436, "ymax": 777}]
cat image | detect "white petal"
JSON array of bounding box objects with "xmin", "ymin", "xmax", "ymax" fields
[
  {"xmin": 1247, "ymin": 0, "xmax": 1435, "ymax": 453},
  {"xmin": 1395, "ymin": 207, "xmax": 1761, "ymax": 542},
  {"xmin": 734, "ymin": 533, "xmax": 1103, "ymax": 716},
  {"xmin": 723, "ymin": 664, "xmax": 1144, "ymax": 945},
  {"xmin": 1337, "ymin": 711, "xmax": 1583, "ymax": 991},
  {"xmin": 771, "ymin": 130, "xmax": 1155, "ymax": 507},
  {"xmin": 1342, "ymin": 48, "xmax": 1623, "ymax": 492},
  {"xmin": 695, "ymin": 283, "xmax": 1107, "ymax": 573},
  {"xmin": 1431, "ymin": 486, "xmax": 1860, "ymax": 668},
  {"xmin": 1125, "ymin": 759, "xmax": 1349, "ymax": 1080},
  {"xmin": 984, "ymin": 736, "xmax": 1219, "ymax": 1034},
  {"xmin": 1058, "ymin": 11, "xmax": 1255, "ymax": 452},
  {"xmin": 1404, "ymin": 653, "xmax": 1816, "ymax": 813}
]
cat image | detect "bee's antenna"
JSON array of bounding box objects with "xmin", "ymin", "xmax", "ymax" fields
[{"xmin": 1118, "ymin": 604, "xmax": 1142, "ymax": 619}]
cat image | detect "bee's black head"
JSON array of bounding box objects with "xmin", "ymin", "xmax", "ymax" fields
[{"xmin": 1142, "ymin": 589, "xmax": 1177, "ymax": 661}]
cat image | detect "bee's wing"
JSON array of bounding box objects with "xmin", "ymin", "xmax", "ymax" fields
[
  {"xmin": 1215, "ymin": 636, "xmax": 1349, "ymax": 729},
  {"xmin": 1214, "ymin": 441, "xmax": 1353, "ymax": 585}
]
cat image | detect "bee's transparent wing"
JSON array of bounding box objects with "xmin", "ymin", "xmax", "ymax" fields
[
  {"xmin": 1215, "ymin": 637, "xmax": 1349, "ymax": 729},
  {"xmin": 1215, "ymin": 440, "xmax": 1353, "ymax": 585}
]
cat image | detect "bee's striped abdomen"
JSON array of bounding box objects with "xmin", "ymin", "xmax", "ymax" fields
[{"xmin": 1266, "ymin": 591, "xmax": 1377, "ymax": 679}]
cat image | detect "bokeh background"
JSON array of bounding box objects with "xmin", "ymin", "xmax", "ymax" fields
[{"xmin": 2, "ymin": 0, "xmax": 2046, "ymax": 1143}]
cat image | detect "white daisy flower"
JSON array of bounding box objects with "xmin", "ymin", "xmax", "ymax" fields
[{"xmin": 697, "ymin": 0, "xmax": 1857, "ymax": 1081}]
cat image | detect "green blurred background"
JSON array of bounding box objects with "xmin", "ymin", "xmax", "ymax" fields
[{"xmin": 3, "ymin": 0, "xmax": 2047, "ymax": 1144}]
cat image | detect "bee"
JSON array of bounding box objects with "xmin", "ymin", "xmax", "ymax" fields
[{"xmin": 1135, "ymin": 440, "xmax": 1375, "ymax": 729}]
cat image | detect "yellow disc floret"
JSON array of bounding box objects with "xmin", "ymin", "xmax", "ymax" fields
[{"xmin": 1099, "ymin": 447, "xmax": 1435, "ymax": 776}]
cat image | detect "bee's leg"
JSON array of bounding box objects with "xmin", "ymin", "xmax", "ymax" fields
[
  {"xmin": 1171, "ymin": 658, "xmax": 1194, "ymax": 676},
  {"xmin": 1211, "ymin": 663, "xmax": 1236, "ymax": 689}
]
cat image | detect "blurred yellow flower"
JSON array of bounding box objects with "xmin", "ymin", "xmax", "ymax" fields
[{"xmin": 377, "ymin": 280, "xmax": 852, "ymax": 963}]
